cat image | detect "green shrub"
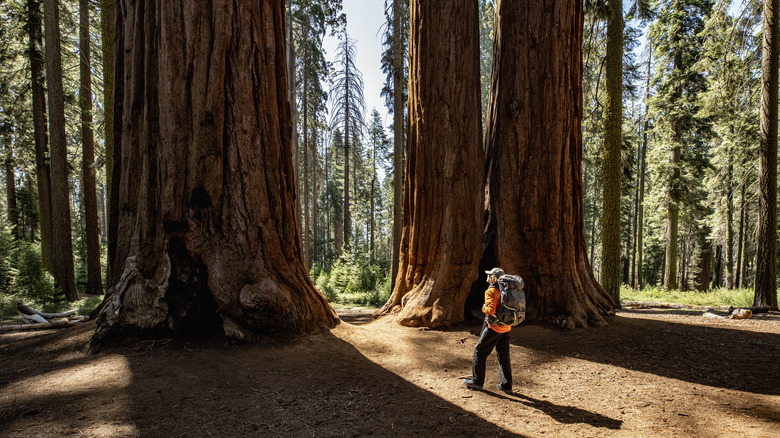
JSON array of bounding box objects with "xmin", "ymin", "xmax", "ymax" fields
[
  {"xmin": 0, "ymin": 292, "xmax": 23, "ymax": 319},
  {"xmin": 0, "ymin": 221, "xmax": 17, "ymax": 293},
  {"xmin": 11, "ymin": 243, "xmax": 59, "ymax": 312},
  {"xmin": 315, "ymin": 270, "xmax": 336, "ymax": 302},
  {"xmin": 72, "ymin": 296, "xmax": 103, "ymax": 316},
  {"xmin": 365, "ymin": 274, "xmax": 392, "ymax": 307},
  {"xmin": 318, "ymin": 253, "xmax": 391, "ymax": 307},
  {"xmin": 620, "ymin": 285, "xmax": 754, "ymax": 308}
]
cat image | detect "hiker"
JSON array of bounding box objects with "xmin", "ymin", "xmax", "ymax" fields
[{"xmin": 464, "ymin": 267, "xmax": 513, "ymax": 394}]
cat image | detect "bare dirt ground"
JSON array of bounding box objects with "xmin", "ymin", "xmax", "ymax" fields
[{"xmin": 1, "ymin": 307, "xmax": 779, "ymax": 437}]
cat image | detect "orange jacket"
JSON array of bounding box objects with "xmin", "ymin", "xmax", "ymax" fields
[{"xmin": 483, "ymin": 285, "xmax": 511, "ymax": 333}]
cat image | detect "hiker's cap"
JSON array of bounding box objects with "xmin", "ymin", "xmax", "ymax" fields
[{"xmin": 485, "ymin": 267, "xmax": 505, "ymax": 277}]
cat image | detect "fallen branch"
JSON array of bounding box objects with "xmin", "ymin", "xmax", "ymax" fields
[
  {"xmin": 621, "ymin": 301, "xmax": 731, "ymax": 312},
  {"xmin": 731, "ymin": 305, "xmax": 770, "ymax": 314},
  {"xmin": 0, "ymin": 320, "xmax": 82, "ymax": 332},
  {"xmin": 17, "ymin": 303, "xmax": 76, "ymax": 319}
]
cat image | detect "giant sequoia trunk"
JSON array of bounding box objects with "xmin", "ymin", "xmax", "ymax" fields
[
  {"xmin": 92, "ymin": 0, "xmax": 338, "ymax": 347},
  {"xmin": 376, "ymin": 0, "xmax": 483, "ymax": 327},
  {"xmin": 482, "ymin": 0, "xmax": 615, "ymax": 328}
]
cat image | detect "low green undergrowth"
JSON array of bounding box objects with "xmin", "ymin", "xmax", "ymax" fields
[
  {"xmin": 620, "ymin": 285, "xmax": 754, "ymax": 308},
  {"xmin": 0, "ymin": 293, "xmax": 102, "ymax": 320},
  {"xmin": 312, "ymin": 253, "xmax": 391, "ymax": 308}
]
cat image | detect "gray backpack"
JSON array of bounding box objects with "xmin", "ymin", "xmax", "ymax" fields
[{"xmin": 495, "ymin": 275, "xmax": 526, "ymax": 326}]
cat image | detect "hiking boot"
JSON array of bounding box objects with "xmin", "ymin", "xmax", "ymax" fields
[
  {"xmin": 463, "ymin": 379, "xmax": 483, "ymax": 390},
  {"xmin": 496, "ymin": 384, "xmax": 513, "ymax": 394}
]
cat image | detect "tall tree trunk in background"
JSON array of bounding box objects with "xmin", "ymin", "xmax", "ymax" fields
[
  {"xmin": 4, "ymin": 141, "xmax": 20, "ymax": 240},
  {"xmin": 725, "ymin": 156, "xmax": 734, "ymax": 289},
  {"xmin": 377, "ymin": 0, "xmax": 483, "ymax": 327},
  {"xmin": 302, "ymin": 46, "xmax": 310, "ymax": 269},
  {"xmin": 735, "ymin": 181, "xmax": 745, "ymax": 288},
  {"xmin": 680, "ymin": 234, "xmax": 687, "ymax": 290},
  {"xmin": 712, "ymin": 245, "xmax": 722, "ymax": 288},
  {"xmin": 754, "ymin": 0, "xmax": 779, "ymax": 309},
  {"xmin": 43, "ymin": 0, "xmax": 78, "ymax": 302},
  {"xmin": 630, "ymin": 149, "xmax": 639, "ymax": 287},
  {"xmin": 370, "ymin": 139, "xmax": 376, "ymax": 261},
  {"xmin": 664, "ymin": 141, "xmax": 681, "ymax": 290},
  {"xmin": 482, "ymin": 0, "xmax": 614, "ymax": 328},
  {"xmin": 312, "ymin": 129, "xmax": 319, "ymax": 267},
  {"xmin": 286, "ymin": 1, "xmax": 301, "ymax": 246},
  {"xmin": 636, "ymin": 50, "xmax": 651, "ymax": 290},
  {"xmin": 80, "ymin": 0, "xmax": 103, "ymax": 296},
  {"xmin": 102, "ymin": 0, "xmax": 117, "ymax": 282},
  {"xmin": 92, "ymin": 0, "xmax": 338, "ymax": 349},
  {"xmin": 664, "ymin": 50, "xmax": 684, "ymax": 291},
  {"xmin": 343, "ymin": 65, "xmax": 351, "ymax": 252},
  {"xmin": 601, "ymin": 0, "xmax": 623, "ymax": 305},
  {"xmin": 28, "ymin": 0, "xmax": 53, "ymax": 270},
  {"xmin": 589, "ymin": 169, "xmax": 598, "ymax": 266},
  {"xmin": 696, "ymin": 235, "xmax": 712, "ymax": 291},
  {"xmin": 740, "ymin": 197, "xmax": 750, "ymax": 288},
  {"xmin": 390, "ymin": 0, "xmax": 404, "ymax": 291}
]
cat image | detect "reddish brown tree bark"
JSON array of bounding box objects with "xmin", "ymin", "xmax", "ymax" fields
[
  {"xmin": 482, "ymin": 0, "xmax": 615, "ymax": 328},
  {"xmin": 43, "ymin": 0, "xmax": 78, "ymax": 301},
  {"xmin": 92, "ymin": 0, "xmax": 338, "ymax": 347},
  {"xmin": 754, "ymin": 0, "xmax": 779, "ymax": 309},
  {"xmin": 80, "ymin": 0, "xmax": 103, "ymax": 296},
  {"xmin": 27, "ymin": 0, "xmax": 54, "ymax": 270},
  {"xmin": 376, "ymin": 0, "xmax": 483, "ymax": 327},
  {"xmin": 390, "ymin": 0, "xmax": 405, "ymax": 291},
  {"xmin": 101, "ymin": 0, "xmax": 116, "ymax": 282}
]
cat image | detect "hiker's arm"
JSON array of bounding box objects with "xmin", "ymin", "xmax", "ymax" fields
[{"xmin": 482, "ymin": 287, "xmax": 498, "ymax": 316}]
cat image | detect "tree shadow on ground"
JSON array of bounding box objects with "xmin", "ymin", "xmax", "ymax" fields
[
  {"xmin": 0, "ymin": 323, "xmax": 529, "ymax": 437},
  {"xmin": 123, "ymin": 331, "xmax": 529, "ymax": 437},
  {"xmin": 0, "ymin": 324, "xmax": 96, "ymax": 391},
  {"xmin": 482, "ymin": 390, "xmax": 623, "ymax": 429},
  {"xmin": 506, "ymin": 313, "xmax": 780, "ymax": 396}
]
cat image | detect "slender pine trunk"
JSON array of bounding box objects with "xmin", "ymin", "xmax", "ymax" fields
[
  {"xmin": 28, "ymin": 0, "xmax": 54, "ymax": 270},
  {"xmin": 102, "ymin": 0, "xmax": 117, "ymax": 282},
  {"xmin": 44, "ymin": 0, "xmax": 77, "ymax": 301},
  {"xmin": 725, "ymin": 155, "xmax": 734, "ymax": 289},
  {"xmin": 80, "ymin": 0, "xmax": 103, "ymax": 295},
  {"xmin": 391, "ymin": 0, "xmax": 404, "ymax": 291},
  {"xmin": 736, "ymin": 182, "xmax": 745, "ymax": 288},
  {"xmin": 4, "ymin": 141, "xmax": 19, "ymax": 240},
  {"xmin": 601, "ymin": 0, "xmax": 624, "ymax": 304}
]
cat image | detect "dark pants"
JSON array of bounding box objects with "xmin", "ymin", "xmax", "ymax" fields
[{"xmin": 471, "ymin": 321, "xmax": 512, "ymax": 389}]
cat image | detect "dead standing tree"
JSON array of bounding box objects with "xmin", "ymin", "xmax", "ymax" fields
[
  {"xmin": 482, "ymin": 0, "xmax": 615, "ymax": 328},
  {"xmin": 376, "ymin": 0, "xmax": 484, "ymax": 327},
  {"xmin": 92, "ymin": 0, "xmax": 338, "ymax": 348}
]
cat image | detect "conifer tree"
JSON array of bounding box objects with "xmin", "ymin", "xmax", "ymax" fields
[{"xmin": 648, "ymin": 0, "xmax": 712, "ymax": 290}]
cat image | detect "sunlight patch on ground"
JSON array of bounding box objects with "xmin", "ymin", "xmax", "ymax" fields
[
  {"xmin": 79, "ymin": 423, "xmax": 139, "ymax": 438},
  {"xmin": 2, "ymin": 354, "xmax": 131, "ymax": 400}
]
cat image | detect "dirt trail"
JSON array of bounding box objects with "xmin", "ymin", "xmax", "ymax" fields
[{"xmin": 1, "ymin": 309, "xmax": 779, "ymax": 437}]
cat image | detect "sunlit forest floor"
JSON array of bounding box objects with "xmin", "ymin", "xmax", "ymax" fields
[{"xmin": 1, "ymin": 307, "xmax": 779, "ymax": 437}]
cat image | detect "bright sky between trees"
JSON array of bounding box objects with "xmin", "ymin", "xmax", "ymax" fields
[{"xmin": 322, "ymin": 0, "xmax": 391, "ymax": 131}]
